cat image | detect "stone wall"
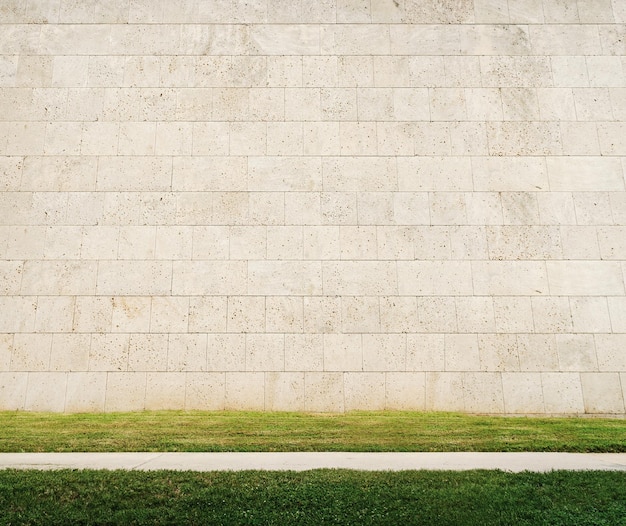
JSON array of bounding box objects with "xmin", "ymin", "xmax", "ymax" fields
[{"xmin": 1, "ymin": 0, "xmax": 625, "ymax": 413}]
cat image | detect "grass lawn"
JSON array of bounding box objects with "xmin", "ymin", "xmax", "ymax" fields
[
  {"xmin": 1, "ymin": 469, "xmax": 625, "ymax": 525},
  {"xmin": 0, "ymin": 410, "xmax": 625, "ymax": 452}
]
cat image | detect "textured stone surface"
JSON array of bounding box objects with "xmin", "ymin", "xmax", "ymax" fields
[{"xmin": 0, "ymin": 0, "xmax": 625, "ymax": 414}]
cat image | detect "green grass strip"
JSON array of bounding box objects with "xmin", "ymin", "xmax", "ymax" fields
[
  {"xmin": 1, "ymin": 411, "xmax": 625, "ymax": 452},
  {"xmin": 1, "ymin": 469, "xmax": 625, "ymax": 525}
]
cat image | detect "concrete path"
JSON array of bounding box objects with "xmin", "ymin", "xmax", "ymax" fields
[{"xmin": 1, "ymin": 453, "xmax": 626, "ymax": 472}]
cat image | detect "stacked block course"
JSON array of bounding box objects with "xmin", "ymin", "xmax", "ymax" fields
[{"xmin": 0, "ymin": 0, "xmax": 625, "ymax": 413}]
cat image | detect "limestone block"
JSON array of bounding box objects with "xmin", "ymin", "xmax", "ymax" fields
[
  {"xmin": 50, "ymin": 334, "xmax": 90, "ymax": 372},
  {"xmin": 480, "ymin": 56, "xmax": 552, "ymax": 87},
  {"xmin": 303, "ymin": 296, "xmax": 341, "ymax": 333},
  {"xmin": 463, "ymin": 372, "xmax": 505, "ymax": 413},
  {"xmin": 229, "ymin": 226, "xmax": 266, "ymax": 260},
  {"xmin": 573, "ymin": 88, "xmax": 614, "ymax": 121},
  {"xmin": 556, "ymin": 334, "xmax": 599, "ymax": 371},
  {"xmin": 173, "ymin": 261, "xmax": 245, "ymax": 295},
  {"xmin": 537, "ymin": 88, "xmax": 577, "ymax": 120},
  {"xmin": 105, "ymin": 372, "xmax": 146, "ymax": 412},
  {"xmin": 577, "ymin": 0, "xmax": 615, "ymax": 23},
  {"xmin": 249, "ymin": 193, "xmax": 284, "ymax": 226},
  {"xmin": 547, "ymin": 261, "xmax": 625, "ymax": 295},
  {"xmin": 225, "ymin": 372, "xmax": 265, "ymax": 410},
  {"xmin": 89, "ymin": 334, "xmax": 129, "ymax": 372},
  {"xmin": 465, "ymin": 193, "xmax": 504, "ymax": 226},
  {"xmin": 191, "ymin": 122, "xmax": 229, "ymax": 155},
  {"xmin": 324, "ymin": 334, "xmax": 362, "ymax": 372},
  {"xmin": 445, "ymin": 334, "xmax": 480, "ymax": 372},
  {"xmin": 559, "ymin": 226, "xmax": 600, "ymax": 260},
  {"xmin": 33, "ymin": 296, "xmax": 74, "ymax": 333},
  {"xmin": 0, "ymin": 372, "xmax": 27, "ymax": 410},
  {"xmin": 340, "ymin": 226, "xmax": 377, "ymax": 260},
  {"xmin": 417, "ymin": 297, "xmax": 457, "ymax": 332},
  {"xmin": 145, "ymin": 372, "xmax": 186, "ymax": 410},
  {"xmin": 73, "ymin": 297, "xmax": 113, "ymax": 333},
  {"xmin": 450, "ymin": 122, "xmax": 489, "ymax": 155},
  {"xmin": 325, "ymin": 261, "xmax": 397, "ymax": 295},
  {"xmin": 266, "ymin": 296, "xmax": 303, "ymax": 333},
  {"xmin": 124, "ymin": 56, "xmax": 160, "ymax": 87},
  {"xmin": 303, "ymin": 56, "xmax": 337, "ymax": 87},
  {"xmin": 324, "ymin": 157, "xmax": 397, "ymax": 192},
  {"xmin": 246, "ymin": 334, "xmax": 284, "ymax": 372},
  {"xmin": 450, "ymin": 226, "xmax": 489, "ymax": 259},
  {"xmin": 607, "ymin": 297, "xmax": 626, "ymax": 332},
  {"xmin": 385, "ymin": 372, "xmax": 426, "ymax": 410},
  {"xmin": 0, "ymin": 261, "xmax": 23, "ymax": 295},
  {"xmin": 570, "ymin": 297, "xmax": 612, "ymax": 333},
  {"xmin": 206, "ymin": 334, "xmax": 245, "ymax": 371},
  {"xmin": 11, "ymin": 334, "xmax": 52, "ymax": 371},
  {"xmin": 81, "ymin": 226, "xmax": 118, "ymax": 260},
  {"xmin": 267, "ymin": 57, "xmax": 302, "ymax": 87},
  {"xmin": 65, "ymin": 372, "xmax": 106, "ymax": 412},
  {"xmin": 25, "ymin": 372, "xmax": 67, "ymax": 411},
  {"xmin": 456, "ymin": 297, "xmax": 496, "ymax": 333},
  {"xmin": 0, "ymin": 334, "xmax": 11, "ymax": 371},
  {"xmin": 493, "ymin": 297, "xmax": 534, "ymax": 333},
  {"xmin": 406, "ymin": 334, "xmax": 445, "ymax": 371},
  {"xmin": 303, "ymin": 122, "xmax": 340, "ymax": 154},
  {"xmin": 344, "ymin": 372, "xmax": 386, "ymax": 410},
  {"xmin": 44, "ymin": 122, "xmax": 82, "ymax": 155},
  {"xmin": 226, "ymin": 296, "xmax": 264, "ymax": 333},
  {"xmin": 398, "ymin": 261, "xmax": 471, "ymax": 295},
  {"xmin": 267, "ymin": 122, "xmax": 303, "ymax": 156},
  {"xmin": 478, "ymin": 334, "xmax": 520, "ymax": 371},
  {"xmin": 598, "ymin": 123, "xmax": 626, "ymax": 155},
  {"xmin": 487, "ymin": 122, "xmax": 561, "ymax": 156},
  {"xmin": 249, "ymin": 157, "xmax": 322, "ymax": 192},
  {"xmin": 320, "ymin": 191, "xmax": 358, "ymax": 224},
  {"xmin": 537, "ymin": 193, "xmax": 576, "ymax": 225},
  {"xmin": 251, "ymin": 25, "xmax": 320, "ymax": 55},
  {"xmin": 304, "ymin": 372, "xmax": 344, "ymax": 412},
  {"xmin": 377, "ymin": 226, "xmax": 414, "ymax": 260},
  {"xmin": 99, "ymin": 261, "xmax": 172, "ymax": 295},
  {"xmin": 249, "ymin": 261, "xmax": 322, "ymax": 296},
  {"xmin": 363, "ymin": 334, "xmax": 406, "ymax": 372},
  {"xmin": 379, "ymin": 296, "xmax": 418, "ymax": 333},
  {"xmin": 127, "ymin": 334, "xmax": 168, "ymax": 372},
  {"xmin": 112, "ymin": 296, "xmax": 152, "ymax": 333},
  {"xmin": 486, "ymin": 226, "xmax": 562, "ymax": 260},
  {"xmin": 267, "ymin": 226, "xmax": 303, "ymax": 259},
  {"xmin": 150, "ymin": 296, "xmax": 189, "ymax": 332},
  {"xmin": 560, "ymin": 122, "xmax": 600, "ymax": 155},
  {"xmin": 581, "ymin": 373, "xmax": 625, "ymax": 414},
  {"xmin": 185, "ymin": 372, "xmax": 226, "ymax": 410},
  {"xmin": 286, "ymin": 194, "xmax": 322, "ymax": 226},
  {"xmin": 0, "ymin": 297, "xmax": 36, "ymax": 332},
  {"xmin": 285, "ymin": 334, "xmax": 323, "ymax": 372},
  {"xmin": 377, "ymin": 122, "xmax": 415, "ymax": 156},
  {"xmin": 424, "ymin": 372, "xmax": 465, "ymax": 411},
  {"xmin": 501, "ymin": 373, "xmax": 545, "ymax": 413},
  {"xmin": 265, "ymin": 372, "xmax": 305, "ymax": 411},
  {"xmin": 595, "ymin": 334, "xmax": 626, "ymax": 370},
  {"xmin": 572, "ymin": 192, "xmax": 613, "ymax": 225},
  {"xmin": 542, "ymin": 372, "xmax": 585, "ymax": 413},
  {"xmin": 598, "ymin": 227, "xmax": 626, "ymax": 259},
  {"xmin": 530, "ymin": 24, "xmax": 602, "ymax": 55},
  {"xmin": 188, "ymin": 296, "xmax": 227, "ymax": 333},
  {"xmin": 517, "ymin": 335, "xmax": 559, "ymax": 371},
  {"xmin": 465, "ymin": 88, "xmax": 503, "ymax": 120}
]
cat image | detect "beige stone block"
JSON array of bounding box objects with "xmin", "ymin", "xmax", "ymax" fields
[
  {"xmin": 98, "ymin": 261, "xmax": 172, "ymax": 296},
  {"xmin": 478, "ymin": 334, "xmax": 519, "ymax": 371},
  {"xmin": 227, "ymin": 296, "xmax": 265, "ymax": 333},
  {"xmin": 225, "ymin": 372, "xmax": 265, "ymax": 410},
  {"xmin": 537, "ymin": 88, "xmax": 576, "ymax": 120},
  {"xmin": 11, "ymin": 334, "xmax": 51, "ymax": 371},
  {"xmin": 429, "ymin": 192, "xmax": 467, "ymax": 224},
  {"xmin": 373, "ymin": 56, "xmax": 409, "ymax": 87},
  {"xmin": 465, "ymin": 193, "xmax": 503, "ymax": 225},
  {"xmin": 445, "ymin": 334, "xmax": 479, "ymax": 372},
  {"xmin": 324, "ymin": 157, "xmax": 397, "ymax": 192},
  {"xmin": 246, "ymin": 334, "xmax": 284, "ymax": 371},
  {"xmin": 303, "ymin": 122, "xmax": 339, "ymax": 155},
  {"xmin": 518, "ymin": 334, "xmax": 559, "ymax": 371},
  {"xmin": 320, "ymin": 87, "xmax": 357, "ymax": 120},
  {"xmin": 481, "ymin": 56, "xmax": 552, "ymax": 87},
  {"xmin": 265, "ymin": 372, "xmax": 305, "ymax": 411},
  {"xmin": 285, "ymin": 334, "xmax": 323, "ymax": 371},
  {"xmin": 417, "ymin": 297, "xmax": 457, "ymax": 332},
  {"xmin": 450, "ymin": 226, "xmax": 489, "ymax": 259},
  {"xmin": 303, "ymin": 226, "xmax": 339, "ymax": 260},
  {"xmin": 607, "ymin": 297, "xmax": 626, "ymax": 332},
  {"xmin": 25, "ymin": 372, "xmax": 67, "ymax": 412},
  {"xmin": 500, "ymin": 88, "xmax": 540, "ymax": 120},
  {"xmin": 249, "ymin": 261, "xmax": 322, "ymax": 295},
  {"xmin": 154, "ymin": 122, "xmax": 192, "ymax": 155},
  {"xmin": 43, "ymin": 225, "xmax": 82, "ymax": 259},
  {"xmin": 251, "ymin": 25, "xmax": 319, "ymax": 55},
  {"xmin": 0, "ymin": 261, "xmax": 23, "ymax": 295},
  {"xmin": 424, "ymin": 372, "xmax": 464, "ymax": 411},
  {"xmin": 192, "ymin": 122, "xmax": 229, "ymax": 156},
  {"xmin": 456, "ymin": 297, "xmax": 496, "ymax": 333},
  {"xmin": 52, "ymin": 55, "xmax": 88, "ymax": 86},
  {"xmin": 429, "ymin": 88, "xmax": 467, "ymax": 120},
  {"xmin": 581, "ymin": 373, "xmax": 625, "ymax": 414},
  {"xmin": 450, "ymin": 122, "xmax": 489, "ymax": 156},
  {"xmin": 547, "ymin": 261, "xmax": 624, "ymax": 296},
  {"xmin": 173, "ymin": 157, "xmax": 246, "ymax": 192},
  {"xmin": 127, "ymin": 334, "xmax": 168, "ymax": 372},
  {"xmin": 149, "ymin": 296, "xmax": 188, "ymax": 333},
  {"xmin": 542, "ymin": 373, "xmax": 585, "ymax": 414},
  {"xmin": 379, "ymin": 296, "xmax": 417, "ymax": 333},
  {"xmin": 0, "ymin": 334, "xmax": 11, "ymax": 371},
  {"xmin": 266, "ymin": 56, "xmax": 302, "ymax": 87},
  {"xmin": 398, "ymin": 157, "xmax": 471, "ymax": 192},
  {"xmin": 339, "ymin": 122, "xmax": 377, "ymax": 155},
  {"xmin": 337, "ymin": 55, "xmax": 373, "ymax": 87},
  {"xmin": 65, "ymin": 372, "xmax": 106, "ymax": 412},
  {"xmin": 206, "ymin": 334, "xmax": 245, "ymax": 372},
  {"xmin": 0, "ymin": 372, "xmax": 27, "ymax": 410},
  {"xmin": 463, "ymin": 372, "xmax": 505, "ymax": 413},
  {"xmin": 344, "ymin": 372, "xmax": 385, "ymax": 410},
  {"xmin": 0, "ymin": 297, "xmax": 36, "ymax": 332},
  {"xmin": 570, "ymin": 297, "xmax": 612, "ymax": 333},
  {"xmin": 556, "ymin": 334, "xmax": 598, "ymax": 372},
  {"xmin": 302, "ymin": 56, "xmax": 337, "ymax": 87},
  {"xmin": 211, "ymin": 88, "xmax": 249, "ymax": 121},
  {"xmin": 155, "ymin": 226, "xmax": 192, "ymax": 259},
  {"xmin": 472, "ymin": 157, "xmax": 548, "ymax": 192},
  {"xmin": 176, "ymin": 88, "xmax": 213, "ymax": 120},
  {"xmin": 500, "ymin": 192, "xmax": 540, "ymax": 225},
  {"xmin": 488, "ymin": 122, "xmax": 561, "ymax": 156},
  {"xmin": 598, "ymin": 123, "xmax": 626, "ymax": 155},
  {"xmin": 412, "ymin": 122, "xmax": 451, "ymax": 155},
  {"xmin": 398, "ymin": 261, "xmax": 472, "ymax": 295},
  {"xmin": 320, "ymin": 191, "xmax": 357, "ymax": 225},
  {"xmin": 188, "ymin": 296, "xmax": 227, "ymax": 333},
  {"xmin": 377, "ymin": 122, "xmax": 415, "ymax": 156},
  {"xmin": 502, "ymin": 373, "xmax": 545, "ymax": 413},
  {"xmin": 124, "ymin": 56, "xmax": 160, "ymax": 87},
  {"xmin": 286, "ymin": 194, "xmax": 320, "ymax": 226},
  {"xmin": 249, "ymin": 193, "xmax": 284, "ymax": 226},
  {"xmin": 377, "ymin": 226, "xmax": 414, "ymax": 260},
  {"xmin": 595, "ymin": 334, "xmax": 626, "ymax": 371},
  {"xmin": 185, "ymin": 372, "xmax": 225, "ymax": 410},
  {"xmin": 304, "ymin": 372, "xmax": 344, "ymax": 412},
  {"xmin": 493, "ymin": 297, "xmax": 534, "ymax": 333},
  {"xmin": 598, "ymin": 227, "xmax": 626, "ymax": 260},
  {"xmin": 560, "ymin": 226, "xmax": 600, "ymax": 260},
  {"xmin": 266, "ymin": 296, "xmax": 303, "ymax": 333},
  {"xmin": 22, "ymin": 260, "xmax": 96, "ymax": 295},
  {"xmin": 324, "ymin": 334, "xmax": 362, "ymax": 372},
  {"xmin": 611, "ymin": 88, "xmax": 626, "ymax": 120},
  {"xmin": 611, "ymin": 192, "xmax": 626, "ymax": 225},
  {"xmin": 406, "ymin": 334, "xmax": 445, "ymax": 371},
  {"xmin": 363, "ymin": 334, "xmax": 406, "ymax": 372},
  {"xmin": 267, "ymin": 226, "xmax": 303, "ymax": 260},
  {"xmin": 71, "ymin": 297, "xmax": 111, "ymax": 333},
  {"xmin": 465, "ymin": 88, "xmax": 503, "ymax": 120},
  {"xmin": 266, "ymin": 122, "xmax": 303, "ymax": 156},
  {"xmin": 324, "ymin": 261, "xmax": 397, "ymax": 295},
  {"xmin": 80, "ymin": 226, "xmax": 118, "ymax": 259},
  {"xmin": 43, "ymin": 122, "xmax": 82, "ymax": 156},
  {"xmin": 34, "ymin": 296, "xmax": 73, "ymax": 333},
  {"xmin": 16, "ymin": 55, "xmax": 53, "ymax": 87},
  {"xmin": 385, "ymin": 372, "xmax": 426, "ymax": 410},
  {"xmin": 531, "ymin": 297, "xmax": 572, "ymax": 333},
  {"xmin": 229, "ymin": 226, "xmax": 266, "ymax": 260},
  {"xmin": 89, "ymin": 334, "xmax": 129, "ymax": 372},
  {"xmin": 303, "ymin": 296, "xmax": 341, "ymax": 333},
  {"xmin": 97, "ymin": 157, "xmax": 171, "ymax": 192},
  {"xmin": 192, "ymin": 226, "xmax": 230, "ymax": 260},
  {"xmin": 173, "ymin": 261, "xmax": 246, "ymax": 295},
  {"xmin": 145, "ymin": 373, "xmax": 186, "ymax": 410},
  {"xmin": 0, "ymin": 157, "xmax": 22, "ymax": 193},
  {"xmin": 487, "ymin": 226, "xmax": 562, "ymax": 260},
  {"xmin": 249, "ymin": 157, "xmax": 322, "ymax": 192},
  {"xmin": 229, "ymin": 122, "xmax": 266, "ymax": 155},
  {"xmin": 537, "ymin": 193, "xmax": 576, "ymax": 225},
  {"xmin": 573, "ymin": 88, "xmax": 614, "ymax": 121},
  {"xmin": 573, "ymin": 192, "xmax": 613, "ymax": 225},
  {"xmin": 117, "ymin": 226, "xmax": 155, "ymax": 259},
  {"xmin": 340, "ymin": 226, "xmax": 377, "ymax": 260},
  {"xmin": 560, "ymin": 122, "xmax": 600, "ymax": 155}
]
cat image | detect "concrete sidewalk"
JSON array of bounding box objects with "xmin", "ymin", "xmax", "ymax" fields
[{"xmin": 1, "ymin": 453, "xmax": 626, "ymax": 472}]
